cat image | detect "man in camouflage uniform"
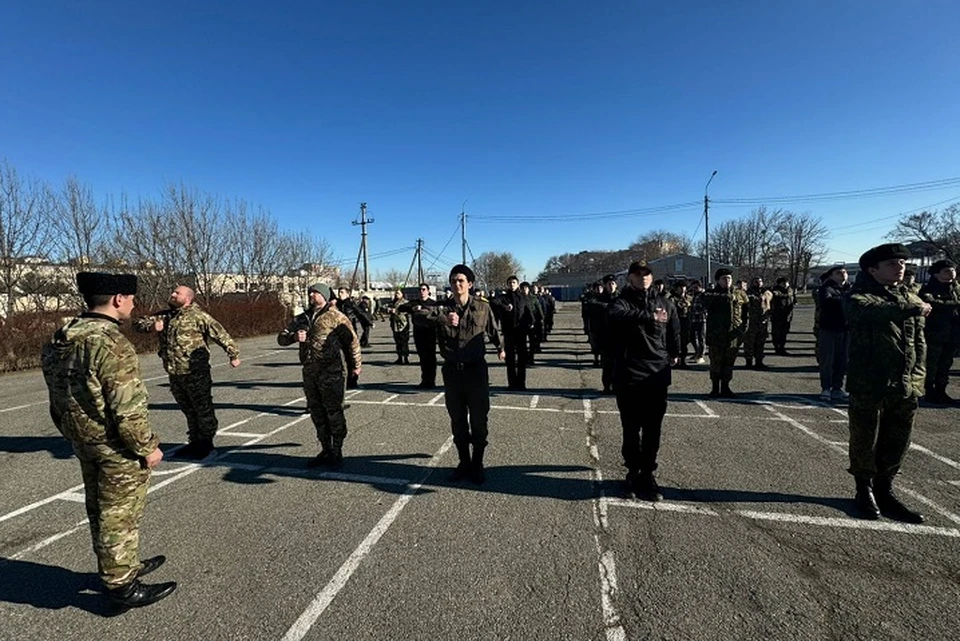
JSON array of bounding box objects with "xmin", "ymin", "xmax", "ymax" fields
[
  {"xmin": 919, "ymin": 259, "xmax": 960, "ymax": 404},
  {"xmin": 416, "ymin": 264, "xmax": 505, "ymax": 484},
  {"xmin": 770, "ymin": 277, "xmax": 796, "ymax": 356},
  {"xmin": 671, "ymin": 280, "xmax": 693, "ymax": 368},
  {"xmin": 134, "ymin": 285, "xmax": 240, "ymax": 460},
  {"xmin": 846, "ymin": 243, "xmax": 930, "ymax": 523},
  {"xmin": 41, "ymin": 272, "xmax": 176, "ymax": 609},
  {"xmin": 903, "ymin": 267, "xmax": 921, "ymax": 295},
  {"xmin": 279, "ymin": 283, "xmax": 361, "ymax": 468},
  {"xmin": 743, "ymin": 277, "xmax": 773, "ymax": 369},
  {"xmin": 704, "ymin": 268, "xmax": 748, "ymax": 398},
  {"xmin": 386, "ymin": 289, "xmax": 411, "ymax": 364}
]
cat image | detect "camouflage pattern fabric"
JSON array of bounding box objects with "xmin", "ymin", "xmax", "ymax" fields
[
  {"xmin": 278, "ymin": 304, "xmax": 360, "ymax": 447},
  {"xmin": 743, "ymin": 288, "xmax": 772, "ymax": 359},
  {"xmin": 134, "ymin": 303, "xmax": 239, "ymax": 375},
  {"xmin": 708, "ymin": 341, "xmax": 739, "ymax": 381},
  {"xmin": 41, "ymin": 313, "xmax": 159, "ymax": 589},
  {"xmin": 169, "ymin": 369, "xmax": 217, "ymax": 441},
  {"xmin": 847, "ymin": 395, "xmax": 918, "ymax": 479},
  {"xmin": 388, "ymin": 299, "xmax": 411, "ymax": 357},
  {"xmin": 703, "ymin": 287, "xmax": 748, "ymax": 380},
  {"xmin": 673, "ymin": 293, "xmax": 693, "ymax": 359}
]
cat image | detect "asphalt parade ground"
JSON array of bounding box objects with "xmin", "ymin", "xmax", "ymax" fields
[{"xmin": 1, "ymin": 305, "xmax": 959, "ymax": 641}]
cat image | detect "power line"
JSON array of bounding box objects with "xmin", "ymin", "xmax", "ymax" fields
[
  {"xmin": 827, "ymin": 195, "xmax": 960, "ymax": 233},
  {"xmin": 471, "ymin": 201, "xmax": 701, "ymax": 223},
  {"xmin": 714, "ymin": 176, "xmax": 960, "ymax": 205}
]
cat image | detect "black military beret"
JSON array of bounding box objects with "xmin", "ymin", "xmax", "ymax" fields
[
  {"xmin": 602, "ymin": 274, "xmax": 617, "ymax": 283},
  {"xmin": 449, "ymin": 264, "xmax": 475, "ymax": 283},
  {"xmin": 76, "ymin": 271, "xmax": 137, "ymax": 296},
  {"xmin": 929, "ymin": 259, "xmax": 957, "ymax": 275},
  {"xmin": 628, "ymin": 260, "xmax": 651, "ymax": 276},
  {"xmin": 715, "ymin": 268, "xmax": 733, "ymax": 279},
  {"xmin": 520, "ymin": 281, "xmax": 531, "ymax": 288},
  {"xmin": 859, "ymin": 243, "xmax": 911, "ymax": 270}
]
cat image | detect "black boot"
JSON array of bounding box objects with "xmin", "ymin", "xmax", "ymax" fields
[
  {"xmin": 623, "ymin": 471, "xmax": 639, "ymax": 498},
  {"xmin": 176, "ymin": 439, "xmax": 215, "ymax": 461},
  {"xmin": 137, "ymin": 556, "xmax": 166, "ymax": 578},
  {"xmin": 394, "ymin": 357, "xmax": 404, "ymax": 364},
  {"xmin": 470, "ymin": 446, "xmax": 486, "ymax": 485},
  {"xmin": 403, "ymin": 356, "xmax": 410, "ymax": 364},
  {"xmin": 720, "ymin": 381, "xmax": 737, "ymax": 398},
  {"xmin": 307, "ymin": 437, "xmax": 334, "ymax": 468},
  {"xmin": 874, "ymin": 477, "xmax": 924, "ymax": 523},
  {"xmin": 449, "ymin": 444, "xmax": 471, "ymax": 482},
  {"xmin": 854, "ymin": 477, "xmax": 881, "ymax": 520},
  {"xmin": 108, "ymin": 579, "xmax": 177, "ymax": 610},
  {"xmin": 329, "ymin": 441, "xmax": 344, "ymax": 470},
  {"xmin": 744, "ymin": 357, "xmax": 754, "ymax": 369},
  {"xmin": 754, "ymin": 358, "xmax": 769, "ymax": 370},
  {"xmin": 709, "ymin": 379, "xmax": 720, "ymax": 398},
  {"xmin": 635, "ymin": 471, "xmax": 663, "ymax": 502}
]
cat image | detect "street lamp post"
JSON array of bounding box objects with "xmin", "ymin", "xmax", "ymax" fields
[{"xmin": 704, "ymin": 170, "xmax": 717, "ymax": 286}]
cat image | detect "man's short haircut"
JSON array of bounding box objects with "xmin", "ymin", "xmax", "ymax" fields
[
  {"xmin": 507, "ymin": 275, "xmax": 518, "ymax": 282},
  {"xmin": 83, "ymin": 293, "xmax": 115, "ymax": 309}
]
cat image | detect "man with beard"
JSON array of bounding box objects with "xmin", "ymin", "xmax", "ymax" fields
[
  {"xmin": 278, "ymin": 283, "xmax": 362, "ymax": 468},
  {"xmin": 491, "ymin": 276, "xmax": 533, "ymax": 390},
  {"xmin": 608, "ymin": 262, "xmax": 680, "ymax": 501},
  {"xmin": 134, "ymin": 285, "xmax": 240, "ymax": 460},
  {"xmin": 920, "ymin": 259, "xmax": 960, "ymax": 404}
]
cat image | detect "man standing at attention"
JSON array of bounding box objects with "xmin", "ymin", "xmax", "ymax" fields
[
  {"xmin": 704, "ymin": 268, "xmax": 748, "ymax": 398},
  {"xmin": 846, "ymin": 244, "xmax": 929, "ymax": 523},
  {"xmin": 919, "ymin": 259, "xmax": 960, "ymax": 404},
  {"xmin": 278, "ymin": 283, "xmax": 362, "ymax": 468},
  {"xmin": 608, "ymin": 262, "xmax": 680, "ymax": 501},
  {"xmin": 817, "ymin": 266, "xmax": 850, "ymax": 403},
  {"xmin": 386, "ymin": 289, "xmax": 411, "ymax": 365},
  {"xmin": 743, "ymin": 277, "xmax": 773, "ymax": 369},
  {"xmin": 770, "ymin": 277, "xmax": 796, "ymax": 356},
  {"xmin": 417, "ymin": 265, "xmax": 505, "ymax": 484},
  {"xmin": 41, "ymin": 272, "xmax": 176, "ymax": 609},
  {"xmin": 491, "ymin": 275, "xmax": 533, "ymax": 391},
  {"xmin": 400, "ymin": 283, "xmax": 440, "ymax": 389},
  {"xmin": 134, "ymin": 285, "xmax": 240, "ymax": 460}
]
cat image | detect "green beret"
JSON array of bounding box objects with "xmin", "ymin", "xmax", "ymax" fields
[
  {"xmin": 307, "ymin": 282, "xmax": 332, "ymax": 300},
  {"xmin": 76, "ymin": 272, "xmax": 137, "ymax": 296},
  {"xmin": 859, "ymin": 243, "xmax": 911, "ymax": 270}
]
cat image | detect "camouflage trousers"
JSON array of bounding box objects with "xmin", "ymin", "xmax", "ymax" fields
[
  {"xmin": 73, "ymin": 441, "xmax": 151, "ymax": 589},
  {"xmin": 392, "ymin": 326, "xmax": 410, "ymax": 357},
  {"xmin": 708, "ymin": 340, "xmax": 740, "ymax": 381},
  {"xmin": 302, "ymin": 365, "xmax": 347, "ymax": 448},
  {"xmin": 169, "ymin": 368, "xmax": 217, "ymax": 442},
  {"xmin": 742, "ymin": 322, "xmax": 768, "ymax": 359},
  {"xmin": 925, "ymin": 335, "xmax": 956, "ymax": 392},
  {"xmin": 847, "ymin": 394, "xmax": 917, "ymax": 479}
]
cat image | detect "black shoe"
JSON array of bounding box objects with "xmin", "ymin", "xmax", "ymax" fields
[
  {"xmin": 874, "ymin": 479, "xmax": 924, "ymax": 523},
  {"xmin": 137, "ymin": 556, "xmax": 166, "ymax": 578},
  {"xmin": 635, "ymin": 473, "xmax": 663, "ymax": 502},
  {"xmin": 108, "ymin": 580, "xmax": 177, "ymax": 610},
  {"xmin": 602, "ymin": 386, "xmax": 613, "ymax": 395},
  {"xmin": 623, "ymin": 471, "xmax": 638, "ymax": 499},
  {"xmin": 174, "ymin": 441, "xmax": 215, "ymax": 461},
  {"xmin": 854, "ymin": 478, "xmax": 881, "ymax": 520},
  {"xmin": 720, "ymin": 382, "xmax": 737, "ymax": 399},
  {"xmin": 394, "ymin": 357, "xmax": 404, "ymax": 364},
  {"xmin": 469, "ymin": 462, "xmax": 486, "ymax": 485},
  {"xmin": 744, "ymin": 357, "xmax": 754, "ymax": 369},
  {"xmin": 306, "ymin": 451, "xmax": 334, "ymax": 468},
  {"xmin": 708, "ymin": 380, "xmax": 720, "ymax": 398},
  {"xmin": 449, "ymin": 462, "xmax": 471, "ymax": 482},
  {"xmin": 754, "ymin": 360, "xmax": 769, "ymax": 370}
]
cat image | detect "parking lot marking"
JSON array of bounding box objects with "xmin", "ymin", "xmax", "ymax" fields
[
  {"xmin": 530, "ymin": 394, "xmax": 540, "ymax": 409},
  {"xmin": 426, "ymin": 392, "xmax": 445, "ymax": 405},
  {"xmin": 694, "ymin": 400, "xmax": 717, "ymax": 417},
  {"xmin": 381, "ymin": 393, "xmax": 399, "ymax": 404},
  {"xmin": 280, "ymin": 436, "xmax": 453, "ymax": 641}
]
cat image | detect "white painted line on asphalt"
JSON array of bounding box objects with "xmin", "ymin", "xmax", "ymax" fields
[
  {"xmin": 606, "ymin": 498, "xmax": 960, "ymax": 538},
  {"xmin": 9, "ymin": 519, "xmax": 90, "ymax": 560},
  {"xmin": 530, "ymin": 394, "xmax": 540, "ymax": 409},
  {"xmin": 0, "ymin": 401, "xmax": 47, "ymax": 413},
  {"xmin": 381, "ymin": 394, "xmax": 399, "ymax": 404},
  {"xmin": 216, "ymin": 432, "xmax": 269, "ymax": 439},
  {"xmin": 897, "ymin": 487, "xmax": 960, "ymax": 527},
  {"xmin": 426, "ymin": 392, "xmax": 445, "ymax": 405},
  {"xmin": 694, "ymin": 399, "xmax": 717, "ymax": 417},
  {"xmin": 910, "ymin": 443, "xmax": 960, "ymax": 472},
  {"xmin": 218, "ymin": 396, "xmax": 307, "ymax": 434},
  {"xmin": 280, "ymin": 436, "xmax": 454, "ymax": 641},
  {"xmin": 0, "ymin": 484, "xmax": 84, "ymax": 523},
  {"xmin": 58, "ymin": 492, "xmax": 86, "ymax": 503},
  {"xmin": 761, "ymin": 405, "xmax": 845, "ymax": 454},
  {"xmin": 583, "ymin": 397, "xmax": 627, "ymax": 641},
  {"xmin": 609, "ymin": 495, "xmax": 956, "ymax": 533}
]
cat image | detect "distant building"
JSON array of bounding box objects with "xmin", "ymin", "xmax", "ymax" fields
[{"xmin": 635, "ymin": 253, "xmax": 736, "ymax": 286}]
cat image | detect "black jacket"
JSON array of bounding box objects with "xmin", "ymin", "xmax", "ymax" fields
[
  {"xmin": 817, "ymin": 280, "xmax": 849, "ymax": 331},
  {"xmin": 607, "ymin": 285, "xmax": 680, "ymax": 385},
  {"xmin": 491, "ymin": 290, "xmax": 533, "ymax": 333}
]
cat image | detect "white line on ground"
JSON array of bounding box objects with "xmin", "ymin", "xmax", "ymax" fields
[
  {"xmin": 426, "ymin": 392, "xmax": 444, "ymax": 405},
  {"xmin": 57, "ymin": 492, "xmax": 86, "ymax": 503},
  {"xmin": 694, "ymin": 399, "xmax": 717, "ymax": 417},
  {"xmin": 9, "ymin": 519, "xmax": 90, "ymax": 560},
  {"xmin": 0, "ymin": 401, "xmax": 47, "ymax": 413},
  {"xmin": 0, "ymin": 484, "xmax": 84, "ymax": 523},
  {"xmin": 605, "ymin": 497, "xmax": 960, "ymax": 538},
  {"xmin": 280, "ymin": 436, "xmax": 454, "ymax": 641},
  {"xmin": 217, "ymin": 432, "xmax": 271, "ymax": 439},
  {"xmin": 530, "ymin": 394, "xmax": 540, "ymax": 409},
  {"xmin": 381, "ymin": 394, "xmax": 399, "ymax": 404},
  {"xmin": 909, "ymin": 443, "xmax": 960, "ymax": 472}
]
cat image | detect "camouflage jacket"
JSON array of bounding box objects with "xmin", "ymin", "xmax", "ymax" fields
[
  {"xmin": 770, "ymin": 285, "xmax": 796, "ymax": 320},
  {"xmin": 704, "ymin": 287, "xmax": 749, "ymax": 344},
  {"xmin": 845, "ymin": 273, "xmax": 926, "ymax": 399},
  {"xmin": 133, "ymin": 304, "xmax": 239, "ymax": 375},
  {"xmin": 919, "ymin": 279, "xmax": 960, "ymax": 341},
  {"xmin": 41, "ymin": 313, "xmax": 158, "ymax": 458},
  {"xmin": 387, "ymin": 299, "xmax": 411, "ymax": 333},
  {"xmin": 746, "ymin": 287, "xmax": 773, "ymax": 325},
  {"xmin": 672, "ymin": 293, "xmax": 693, "ymax": 320},
  {"xmin": 277, "ymin": 304, "xmax": 361, "ymax": 371}
]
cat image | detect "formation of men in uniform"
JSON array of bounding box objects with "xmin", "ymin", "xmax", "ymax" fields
[{"xmin": 39, "ymin": 240, "xmax": 956, "ymax": 610}]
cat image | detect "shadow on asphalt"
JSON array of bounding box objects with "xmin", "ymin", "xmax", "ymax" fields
[
  {"xmin": 149, "ymin": 401, "xmax": 305, "ymax": 416},
  {"xmin": 0, "ymin": 435, "xmax": 74, "ymax": 459},
  {"xmin": 0, "ymin": 558, "xmax": 113, "ymax": 616},
  {"xmin": 662, "ymin": 487, "xmax": 861, "ymax": 518}
]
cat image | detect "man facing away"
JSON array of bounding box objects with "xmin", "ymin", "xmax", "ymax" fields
[
  {"xmin": 278, "ymin": 283, "xmax": 361, "ymax": 468},
  {"xmin": 41, "ymin": 272, "xmax": 176, "ymax": 610},
  {"xmin": 133, "ymin": 285, "xmax": 240, "ymax": 460},
  {"xmin": 608, "ymin": 262, "xmax": 680, "ymax": 501},
  {"xmin": 846, "ymin": 243, "xmax": 930, "ymax": 523},
  {"xmin": 415, "ymin": 265, "xmax": 505, "ymax": 484}
]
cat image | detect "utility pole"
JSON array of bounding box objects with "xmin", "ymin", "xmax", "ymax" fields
[
  {"xmin": 351, "ymin": 202, "xmax": 374, "ymax": 291},
  {"xmin": 416, "ymin": 238, "xmax": 424, "ymax": 284},
  {"xmin": 704, "ymin": 170, "xmax": 717, "ymax": 286},
  {"xmin": 460, "ymin": 200, "xmax": 468, "ymax": 265}
]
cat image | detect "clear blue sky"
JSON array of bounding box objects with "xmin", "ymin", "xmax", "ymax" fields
[{"xmin": 3, "ymin": 1, "xmax": 959, "ymax": 280}]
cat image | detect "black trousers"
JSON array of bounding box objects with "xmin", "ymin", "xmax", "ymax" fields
[
  {"xmin": 616, "ymin": 378, "xmax": 668, "ymax": 473},
  {"xmin": 413, "ymin": 327, "xmax": 438, "ymax": 386},
  {"xmin": 442, "ymin": 362, "xmax": 490, "ymax": 448},
  {"xmin": 771, "ymin": 315, "xmax": 791, "ymax": 350},
  {"xmin": 503, "ymin": 330, "xmax": 527, "ymax": 388}
]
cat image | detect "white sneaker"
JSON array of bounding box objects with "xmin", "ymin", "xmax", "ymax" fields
[
  {"xmin": 819, "ymin": 390, "xmax": 832, "ymax": 402},
  {"xmin": 832, "ymin": 389, "xmax": 849, "ymax": 401},
  {"xmin": 696, "ymin": 357, "xmax": 705, "ymax": 364}
]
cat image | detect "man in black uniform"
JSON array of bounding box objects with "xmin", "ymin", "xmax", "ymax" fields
[
  {"xmin": 417, "ymin": 265, "xmax": 505, "ymax": 484},
  {"xmin": 585, "ymin": 274, "xmax": 619, "ymax": 393},
  {"xmin": 491, "ymin": 276, "xmax": 533, "ymax": 391},
  {"xmin": 770, "ymin": 277, "xmax": 796, "ymax": 356},
  {"xmin": 608, "ymin": 262, "xmax": 680, "ymax": 501},
  {"xmin": 400, "ymin": 283, "xmax": 440, "ymax": 389}
]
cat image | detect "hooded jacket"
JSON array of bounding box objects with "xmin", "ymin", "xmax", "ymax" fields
[
  {"xmin": 607, "ymin": 285, "xmax": 680, "ymax": 385},
  {"xmin": 845, "ymin": 272, "xmax": 926, "ymax": 399},
  {"xmin": 40, "ymin": 313, "xmax": 158, "ymax": 458}
]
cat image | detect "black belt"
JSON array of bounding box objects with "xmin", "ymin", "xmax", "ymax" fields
[{"xmin": 445, "ymin": 361, "xmax": 483, "ymax": 370}]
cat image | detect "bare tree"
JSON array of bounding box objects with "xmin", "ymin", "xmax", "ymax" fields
[
  {"xmin": 889, "ymin": 204, "xmax": 960, "ymax": 263},
  {"xmin": 0, "ymin": 160, "xmax": 52, "ymax": 316},
  {"xmin": 777, "ymin": 211, "xmax": 828, "ymax": 287},
  {"xmin": 163, "ymin": 182, "xmax": 229, "ymax": 301},
  {"xmin": 472, "ymin": 251, "xmax": 523, "ymax": 289},
  {"xmin": 630, "ymin": 230, "xmax": 693, "ymax": 261},
  {"xmin": 225, "ymin": 200, "xmax": 293, "ymax": 299},
  {"xmin": 375, "ymin": 268, "xmax": 406, "ymax": 289}
]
